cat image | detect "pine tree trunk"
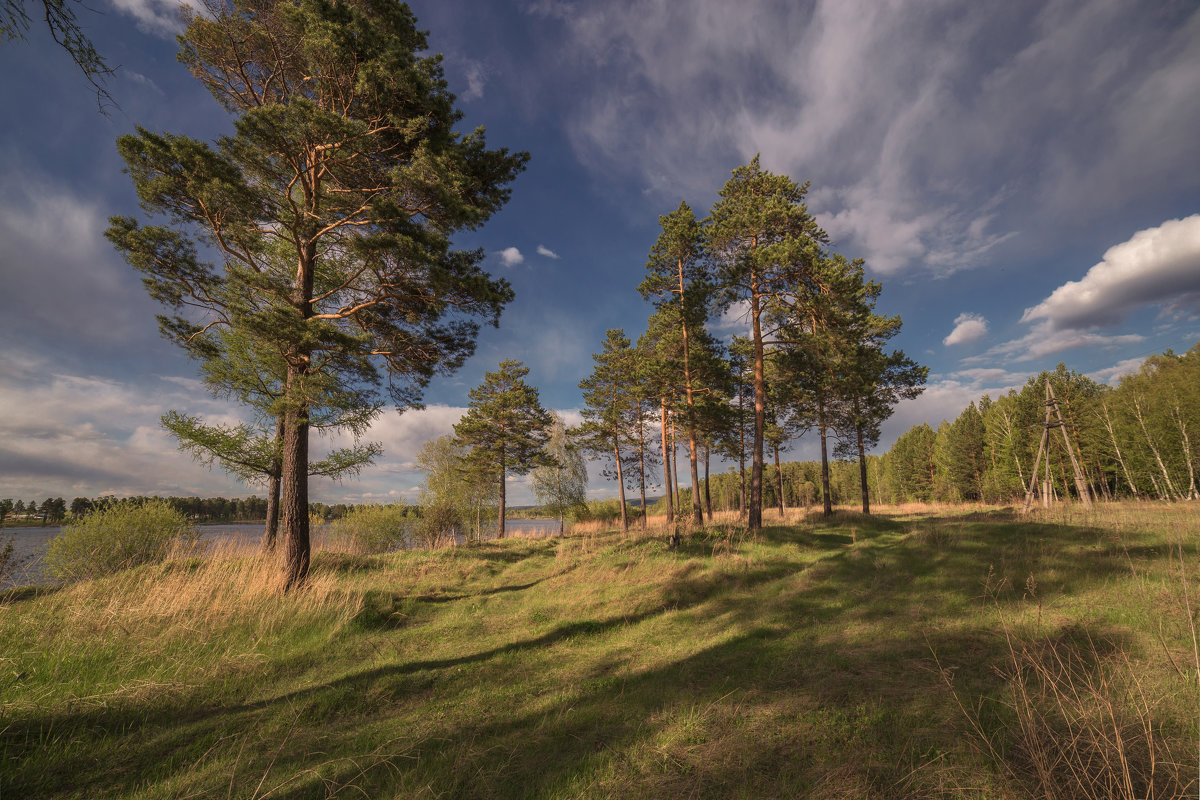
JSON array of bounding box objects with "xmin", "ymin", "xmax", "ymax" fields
[
  {"xmin": 857, "ymin": 422, "xmax": 870, "ymax": 515},
  {"xmin": 749, "ymin": 286, "xmax": 765, "ymax": 530},
  {"xmin": 614, "ymin": 437, "xmax": 628, "ymax": 534},
  {"xmin": 819, "ymin": 398, "xmax": 832, "ymax": 516},
  {"xmin": 736, "ymin": 371, "xmax": 746, "ymax": 515},
  {"xmin": 280, "ymin": 395, "xmax": 310, "ymax": 590},
  {"xmin": 497, "ymin": 449, "xmax": 506, "ymax": 539},
  {"xmin": 672, "ymin": 424, "xmax": 681, "ymax": 507},
  {"xmin": 677, "ymin": 256, "xmax": 703, "ymax": 526},
  {"xmin": 264, "ymin": 415, "xmax": 283, "ymax": 551},
  {"xmin": 265, "ymin": 470, "xmax": 280, "ymax": 551},
  {"xmin": 660, "ymin": 401, "xmax": 674, "ymax": 523},
  {"xmin": 703, "ymin": 444, "xmax": 713, "ymax": 522},
  {"xmin": 774, "ymin": 444, "xmax": 785, "ymax": 517},
  {"xmin": 638, "ymin": 408, "xmax": 648, "ymax": 532}
]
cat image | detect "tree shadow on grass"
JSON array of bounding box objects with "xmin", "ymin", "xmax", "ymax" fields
[
  {"xmin": 2, "ymin": 513, "xmax": 1180, "ymax": 799},
  {"xmin": 0, "ymin": 584, "xmax": 60, "ymax": 605}
]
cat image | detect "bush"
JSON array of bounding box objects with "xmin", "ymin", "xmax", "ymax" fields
[
  {"xmin": 44, "ymin": 499, "xmax": 196, "ymax": 582},
  {"xmin": 415, "ymin": 502, "xmax": 461, "ymax": 547},
  {"xmin": 326, "ymin": 505, "xmax": 409, "ymax": 554},
  {"xmin": 576, "ymin": 498, "xmax": 636, "ymax": 524}
]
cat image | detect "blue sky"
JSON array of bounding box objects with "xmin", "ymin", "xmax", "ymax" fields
[{"xmin": 1, "ymin": 0, "xmax": 1198, "ymax": 505}]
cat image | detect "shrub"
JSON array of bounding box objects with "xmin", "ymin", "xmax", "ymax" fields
[
  {"xmin": 44, "ymin": 499, "xmax": 196, "ymax": 582},
  {"xmin": 415, "ymin": 502, "xmax": 461, "ymax": 547},
  {"xmin": 326, "ymin": 505, "xmax": 410, "ymax": 554}
]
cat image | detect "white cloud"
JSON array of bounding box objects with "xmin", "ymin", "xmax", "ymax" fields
[
  {"xmin": 497, "ymin": 246, "xmax": 525, "ymax": 267},
  {"xmin": 534, "ymin": 0, "xmax": 1199, "ymax": 275},
  {"xmin": 536, "ymin": 244, "xmax": 560, "ymax": 259},
  {"xmin": 1089, "ymin": 356, "xmax": 1146, "ymax": 386},
  {"xmin": 711, "ymin": 299, "xmax": 751, "ymax": 336},
  {"xmin": 460, "ymin": 60, "xmax": 486, "ymax": 101},
  {"xmin": 107, "ymin": 0, "xmax": 191, "ymax": 36},
  {"xmin": 943, "ymin": 313, "xmax": 989, "ymax": 346},
  {"xmin": 984, "ymin": 322, "xmax": 1143, "ymax": 362},
  {"xmin": 878, "ymin": 373, "xmax": 1025, "ymax": 450},
  {"xmin": 1021, "ymin": 214, "xmax": 1200, "ymax": 330},
  {"xmin": 946, "ymin": 367, "xmax": 1028, "ymax": 388},
  {"xmin": 0, "ymin": 361, "xmax": 252, "ymax": 499}
]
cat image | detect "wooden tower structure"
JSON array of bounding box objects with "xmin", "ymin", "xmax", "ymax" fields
[{"xmin": 1022, "ymin": 378, "xmax": 1094, "ymax": 512}]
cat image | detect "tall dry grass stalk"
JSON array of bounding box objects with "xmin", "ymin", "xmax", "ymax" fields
[
  {"xmin": 936, "ymin": 502, "xmax": 1200, "ymax": 800},
  {"xmin": 53, "ymin": 537, "xmax": 359, "ymax": 645}
]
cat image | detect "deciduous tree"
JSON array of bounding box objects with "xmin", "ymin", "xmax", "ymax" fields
[{"xmin": 531, "ymin": 412, "xmax": 588, "ymax": 533}]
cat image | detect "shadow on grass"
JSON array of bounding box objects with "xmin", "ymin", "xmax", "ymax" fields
[
  {"xmin": 1, "ymin": 512, "xmax": 1183, "ymax": 799},
  {"xmin": 0, "ymin": 584, "xmax": 59, "ymax": 605}
]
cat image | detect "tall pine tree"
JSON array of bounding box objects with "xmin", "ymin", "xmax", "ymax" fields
[{"xmin": 107, "ymin": 0, "xmax": 526, "ymax": 586}]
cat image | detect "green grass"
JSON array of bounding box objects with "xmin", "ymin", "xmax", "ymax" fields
[{"xmin": 1, "ymin": 504, "xmax": 1197, "ymax": 798}]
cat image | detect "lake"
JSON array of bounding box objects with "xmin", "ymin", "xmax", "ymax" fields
[{"xmin": 0, "ymin": 517, "xmax": 560, "ymax": 588}]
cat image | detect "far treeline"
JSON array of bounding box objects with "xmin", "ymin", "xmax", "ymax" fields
[
  {"xmin": 880, "ymin": 344, "xmax": 1200, "ymax": 505},
  {"xmin": 688, "ymin": 342, "xmax": 1200, "ymax": 511},
  {"xmin": 0, "ymin": 496, "xmax": 393, "ymax": 526}
]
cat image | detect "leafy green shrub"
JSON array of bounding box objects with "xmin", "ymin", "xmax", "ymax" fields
[
  {"xmin": 576, "ymin": 498, "xmax": 637, "ymax": 524},
  {"xmin": 415, "ymin": 502, "xmax": 461, "ymax": 547},
  {"xmin": 326, "ymin": 505, "xmax": 409, "ymax": 554},
  {"xmin": 44, "ymin": 499, "xmax": 196, "ymax": 582}
]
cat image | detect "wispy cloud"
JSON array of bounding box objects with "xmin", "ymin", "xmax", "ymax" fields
[
  {"xmin": 534, "ymin": 0, "xmax": 1200, "ymax": 275},
  {"xmin": 108, "ymin": 0, "xmax": 191, "ymax": 36},
  {"xmin": 460, "ymin": 59, "xmax": 486, "ymax": 101},
  {"xmin": 536, "ymin": 244, "xmax": 560, "ymax": 259},
  {"xmin": 983, "ymin": 323, "xmax": 1143, "ymax": 362},
  {"xmin": 943, "ymin": 313, "xmax": 988, "ymax": 346}
]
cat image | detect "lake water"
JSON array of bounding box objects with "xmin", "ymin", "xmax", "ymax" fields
[{"xmin": 0, "ymin": 517, "xmax": 560, "ymax": 589}]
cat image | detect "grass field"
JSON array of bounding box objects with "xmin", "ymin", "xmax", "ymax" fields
[{"xmin": 1, "ymin": 503, "xmax": 1197, "ymax": 798}]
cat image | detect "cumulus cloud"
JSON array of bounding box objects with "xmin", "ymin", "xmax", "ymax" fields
[
  {"xmin": 1021, "ymin": 214, "xmax": 1200, "ymax": 330},
  {"xmin": 878, "ymin": 371, "xmax": 1027, "ymax": 450},
  {"xmin": 0, "ymin": 362, "xmax": 251, "ymax": 499},
  {"xmin": 943, "ymin": 313, "xmax": 989, "ymax": 346},
  {"xmin": 536, "ymin": 244, "xmax": 560, "ymax": 259},
  {"xmin": 1090, "ymin": 357, "xmax": 1146, "ymax": 386},
  {"xmin": 711, "ymin": 299, "xmax": 751, "ymax": 336},
  {"xmin": 497, "ymin": 246, "xmax": 525, "ymax": 267}
]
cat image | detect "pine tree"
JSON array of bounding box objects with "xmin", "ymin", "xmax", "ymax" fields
[
  {"xmin": 707, "ymin": 157, "xmax": 829, "ymax": 529},
  {"xmin": 577, "ymin": 330, "xmax": 640, "ymax": 535},
  {"xmin": 454, "ymin": 360, "xmax": 552, "ymax": 539},
  {"xmin": 107, "ymin": 1, "xmax": 526, "ymax": 586},
  {"xmin": 640, "ymin": 202, "xmax": 710, "ymax": 525}
]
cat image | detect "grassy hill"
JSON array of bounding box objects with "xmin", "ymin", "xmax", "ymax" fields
[{"xmin": 1, "ymin": 504, "xmax": 1196, "ymax": 798}]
